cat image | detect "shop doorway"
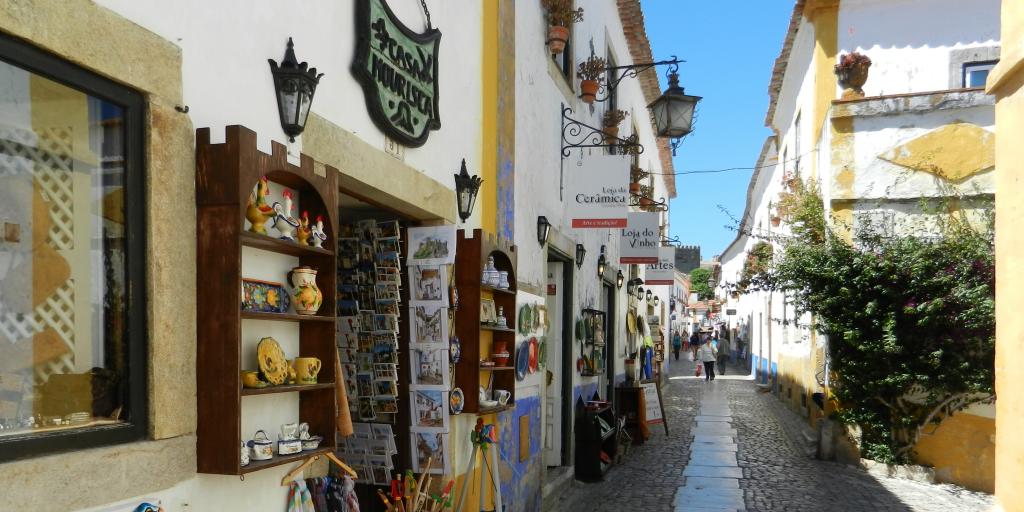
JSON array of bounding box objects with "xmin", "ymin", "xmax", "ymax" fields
[
  {"xmin": 544, "ymin": 254, "xmax": 573, "ymax": 468},
  {"xmin": 602, "ymin": 282, "xmax": 615, "ymax": 402}
]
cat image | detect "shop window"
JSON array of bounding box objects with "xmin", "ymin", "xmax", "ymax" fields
[
  {"xmin": 963, "ymin": 61, "xmax": 997, "ymax": 88},
  {"xmin": 553, "ymin": 33, "xmax": 574, "ymax": 81},
  {"xmin": 0, "ymin": 34, "xmax": 147, "ymax": 461}
]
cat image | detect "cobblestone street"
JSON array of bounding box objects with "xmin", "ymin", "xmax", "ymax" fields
[{"xmin": 553, "ymin": 363, "xmax": 994, "ymax": 511}]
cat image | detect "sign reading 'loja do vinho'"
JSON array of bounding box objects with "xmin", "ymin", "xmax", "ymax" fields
[
  {"xmin": 619, "ymin": 212, "xmax": 660, "ymax": 264},
  {"xmin": 566, "ymin": 155, "xmax": 629, "ymax": 228}
]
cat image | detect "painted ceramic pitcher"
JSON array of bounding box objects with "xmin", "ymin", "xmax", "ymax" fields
[{"xmin": 288, "ymin": 266, "xmax": 322, "ymax": 315}]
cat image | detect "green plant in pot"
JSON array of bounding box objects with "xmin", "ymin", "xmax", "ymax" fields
[
  {"xmin": 835, "ymin": 52, "xmax": 872, "ymax": 99},
  {"xmin": 602, "ymin": 109, "xmax": 628, "ymax": 144},
  {"xmin": 577, "ymin": 56, "xmax": 606, "ymax": 104},
  {"xmin": 541, "ymin": 0, "xmax": 583, "ymax": 55},
  {"xmin": 629, "ymin": 165, "xmax": 648, "ymax": 194}
]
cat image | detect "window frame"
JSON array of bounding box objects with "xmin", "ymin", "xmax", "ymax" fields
[
  {"xmin": 962, "ymin": 60, "xmax": 998, "ymax": 89},
  {"xmin": 0, "ymin": 34, "xmax": 149, "ymax": 463}
]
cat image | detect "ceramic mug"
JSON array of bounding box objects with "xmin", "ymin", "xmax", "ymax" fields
[
  {"xmin": 294, "ymin": 357, "xmax": 322, "ymax": 384},
  {"xmin": 494, "ymin": 389, "xmax": 511, "ymax": 405},
  {"xmin": 240, "ymin": 370, "xmax": 262, "ymax": 388}
]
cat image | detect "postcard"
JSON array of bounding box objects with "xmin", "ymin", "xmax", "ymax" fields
[
  {"xmin": 409, "ymin": 347, "xmax": 450, "ymax": 390},
  {"xmin": 409, "ymin": 265, "xmax": 448, "ymax": 305},
  {"xmin": 411, "ymin": 304, "xmax": 448, "ymax": 346},
  {"xmin": 409, "ymin": 429, "xmax": 450, "ymax": 475},
  {"xmin": 411, "ymin": 389, "xmax": 449, "ymax": 431}
]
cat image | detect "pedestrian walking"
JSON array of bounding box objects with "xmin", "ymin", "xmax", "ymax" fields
[
  {"xmin": 717, "ymin": 335, "xmax": 731, "ymax": 375},
  {"xmin": 689, "ymin": 331, "xmax": 701, "ymax": 360},
  {"xmin": 697, "ymin": 338, "xmax": 718, "ymax": 381},
  {"xmin": 672, "ymin": 330, "xmax": 683, "ymax": 361}
]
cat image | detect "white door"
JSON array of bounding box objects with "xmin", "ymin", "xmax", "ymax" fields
[{"xmin": 544, "ymin": 262, "xmax": 564, "ymax": 467}]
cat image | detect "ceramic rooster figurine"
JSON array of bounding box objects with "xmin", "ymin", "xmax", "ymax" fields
[
  {"xmin": 296, "ymin": 210, "xmax": 312, "ymax": 246},
  {"xmin": 272, "ymin": 190, "xmax": 300, "ymax": 241},
  {"xmin": 245, "ymin": 176, "xmax": 276, "ymax": 234},
  {"xmin": 310, "ymin": 214, "xmax": 327, "ymax": 249}
]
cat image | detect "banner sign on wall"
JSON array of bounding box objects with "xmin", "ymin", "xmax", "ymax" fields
[
  {"xmin": 644, "ymin": 247, "xmax": 676, "ymax": 285},
  {"xmin": 352, "ymin": 0, "xmax": 441, "ymax": 148},
  {"xmin": 566, "ymin": 156, "xmax": 629, "ymax": 228},
  {"xmin": 619, "ymin": 212, "xmax": 660, "ymax": 264}
]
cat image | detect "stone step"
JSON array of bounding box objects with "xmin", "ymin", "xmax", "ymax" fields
[
  {"xmin": 683, "ymin": 465, "xmax": 744, "ymax": 479},
  {"xmin": 686, "ymin": 451, "xmax": 738, "ymax": 467},
  {"xmin": 683, "ymin": 476, "xmax": 740, "ymax": 489}
]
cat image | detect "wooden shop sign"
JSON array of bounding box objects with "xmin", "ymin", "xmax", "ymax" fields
[{"xmin": 353, "ymin": 0, "xmax": 441, "ymax": 147}]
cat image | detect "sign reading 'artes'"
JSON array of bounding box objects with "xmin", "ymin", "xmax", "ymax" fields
[{"xmin": 353, "ymin": 0, "xmax": 441, "ymax": 147}]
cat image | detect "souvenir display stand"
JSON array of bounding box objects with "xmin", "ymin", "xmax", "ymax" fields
[
  {"xmin": 453, "ymin": 229, "xmax": 517, "ymax": 414},
  {"xmin": 195, "ymin": 126, "xmax": 339, "ymax": 475},
  {"xmin": 574, "ymin": 398, "xmax": 618, "ymax": 481},
  {"xmin": 614, "ymin": 385, "xmax": 643, "ymax": 445},
  {"xmin": 578, "ymin": 309, "xmax": 607, "ymax": 377}
]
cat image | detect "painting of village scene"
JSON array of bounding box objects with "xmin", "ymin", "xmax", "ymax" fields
[
  {"xmin": 409, "ymin": 430, "xmax": 449, "ymax": 475},
  {"xmin": 407, "ymin": 226, "xmax": 456, "ymax": 265},
  {"xmin": 411, "ymin": 348, "xmax": 449, "ymax": 389},
  {"xmin": 412, "ymin": 304, "xmax": 447, "ymax": 346},
  {"xmin": 411, "ymin": 389, "xmax": 448, "ymax": 430},
  {"xmin": 411, "ymin": 265, "xmax": 447, "ymax": 305}
]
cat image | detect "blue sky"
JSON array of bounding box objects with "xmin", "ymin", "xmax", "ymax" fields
[{"xmin": 642, "ymin": 1, "xmax": 793, "ymax": 258}]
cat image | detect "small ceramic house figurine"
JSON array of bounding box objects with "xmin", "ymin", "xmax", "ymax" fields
[
  {"xmin": 272, "ymin": 190, "xmax": 300, "ymax": 241},
  {"xmin": 296, "ymin": 211, "xmax": 311, "ymax": 246}
]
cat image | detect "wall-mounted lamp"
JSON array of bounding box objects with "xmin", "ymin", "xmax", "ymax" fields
[
  {"xmin": 575, "ymin": 243, "xmax": 586, "ymax": 270},
  {"xmin": 636, "ymin": 286, "xmax": 644, "ymax": 300},
  {"xmin": 653, "ymin": 296, "xmax": 660, "ymax": 307},
  {"xmin": 646, "ymin": 289, "xmax": 653, "ymax": 302},
  {"xmin": 537, "ymin": 216, "xmax": 551, "ymax": 246},
  {"xmin": 616, "ymin": 270, "xmax": 625, "ymax": 289},
  {"xmin": 597, "ymin": 245, "xmax": 607, "ymax": 279},
  {"xmin": 268, "ymin": 37, "xmax": 324, "ymax": 142},
  {"xmin": 454, "ymin": 159, "xmax": 483, "ymax": 223},
  {"xmin": 649, "ymin": 62, "xmax": 702, "ymax": 156}
]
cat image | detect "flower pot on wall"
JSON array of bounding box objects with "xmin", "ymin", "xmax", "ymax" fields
[
  {"xmin": 603, "ymin": 125, "xmax": 619, "ymax": 145},
  {"xmin": 629, "ymin": 182, "xmax": 641, "ymax": 194},
  {"xmin": 580, "ymin": 79, "xmax": 599, "ymax": 104},
  {"xmin": 771, "ymin": 216, "xmax": 781, "ymax": 227},
  {"xmin": 640, "ymin": 197, "xmax": 653, "ymax": 207},
  {"xmin": 838, "ymin": 64, "xmax": 870, "ymax": 99},
  {"xmin": 547, "ymin": 25, "xmax": 569, "ymax": 55}
]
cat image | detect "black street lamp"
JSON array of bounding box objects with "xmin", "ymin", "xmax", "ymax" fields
[
  {"xmin": 646, "ymin": 289, "xmax": 652, "ymax": 302},
  {"xmin": 537, "ymin": 216, "xmax": 551, "ymax": 246},
  {"xmin": 597, "ymin": 245, "xmax": 607, "ymax": 279},
  {"xmin": 636, "ymin": 286, "xmax": 644, "ymax": 300},
  {"xmin": 575, "ymin": 244, "xmax": 586, "ymax": 270},
  {"xmin": 616, "ymin": 270, "xmax": 625, "ymax": 289},
  {"xmin": 268, "ymin": 38, "xmax": 323, "ymax": 142},
  {"xmin": 649, "ymin": 63, "xmax": 701, "ymax": 156},
  {"xmin": 653, "ymin": 296, "xmax": 660, "ymax": 307},
  {"xmin": 454, "ymin": 159, "xmax": 483, "ymax": 222}
]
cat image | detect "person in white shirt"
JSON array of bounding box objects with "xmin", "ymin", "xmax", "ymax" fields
[{"xmin": 697, "ymin": 338, "xmax": 718, "ymax": 381}]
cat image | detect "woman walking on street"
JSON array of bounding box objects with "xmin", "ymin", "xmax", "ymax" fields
[
  {"xmin": 672, "ymin": 330, "xmax": 683, "ymax": 361},
  {"xmin": 697, "ymin": 338, "xmax": 718, "ymax": 381},
  {"xmin": 689, "ymin": 331, "xmax": 701, "ymax": 360}
]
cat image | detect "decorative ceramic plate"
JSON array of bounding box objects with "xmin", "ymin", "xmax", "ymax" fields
[
  {"xmin": 257, "ymin": 336, "xmax": 289, "ymax": 385},
  {"xmin": 516, "ymin": 341, "xmax": 530, "ymax": 381},
  {"xmin": 450, "ymin": 387, "xmax": 464, "ymax": 414},
  {"xmin": 528, "ymin": 337, "xmax": 539, "ymax": 373},
  {"xmin": 450, "ymin": 336, "xmax": 461, "ymax": 363},
  {"xmin": 538, "ymin": 336, "xmax": 547, "ymax": 368},
  {"xmin": 575, "ymin": 318, "xmax": 585, "ymax": 341},
  {"xmin": 518, "ymin": 304, "xmax": 533, "ymax": 335}
]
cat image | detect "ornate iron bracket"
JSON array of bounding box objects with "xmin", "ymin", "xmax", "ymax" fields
[
  {"xmin": 629, "ymin": 192, "xmax": 668, "ymax": 212},
  {"xmin": 561, "ymin": 106, "xmax": 644, "ymax": 158},
  {"xmin": 661, "ymin": 235, "xmax": 682, "ymax": 246},
  {"xmin": 590, "ymin": 56, "xmax": 683, "ymax": 103}
]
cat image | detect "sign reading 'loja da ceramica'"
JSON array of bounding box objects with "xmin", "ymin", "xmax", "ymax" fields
[{"xmin": 352, "ymin": 0, "xmax": 441, "ymax": 147}]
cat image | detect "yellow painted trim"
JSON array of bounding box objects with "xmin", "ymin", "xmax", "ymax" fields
[
  {"xmin": 810, "ymin": 2, "xmax": 838, "ymax": 181},
  {"xmin": 481, "ymin": 0, "xmax": 498, "ymax": 235}
]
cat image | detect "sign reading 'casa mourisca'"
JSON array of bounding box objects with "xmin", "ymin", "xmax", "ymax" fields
[
  {"xmin": 567, "ymin": 155, "xmax": 630, "ymax": 228},
  {"xmin": 353, "ymin": 0, "xmax": 441, "ymax": 147}
]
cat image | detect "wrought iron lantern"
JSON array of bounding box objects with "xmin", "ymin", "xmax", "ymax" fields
[
  {"xmin": 636, "ymin": 286, "xmax": 644, "ymax": 300},
  {"xmin": 575, "ymin": 243, "xmax": 586, "ymax": 270},
  {"xmin": 537, "ymin": 216, "xmax": 552, "ymax": 246},
  {"xmin": 268, "ymin": 38, "xmax": 324, "ymax": 142},
  {"xmin": 597, "ymin": 246, "xmax": 607, "ymax": 279},
  {"xmin": 646, "ymin": 289, "xmax": 653, "ymax": 302},
  {"xmin": 617, "ymin": 270, "xmax": 625, "ymax": 289},
  {"xmin": 649, "ymin": 64, "xmax": 701, "ymax": 155},
  {"xmin": 454, "ymin": 159, "xmax": 483, "ymax": 223},
  {"xmin": 653, "ymin": 295, "xmax": 660, "ymax": 307}
]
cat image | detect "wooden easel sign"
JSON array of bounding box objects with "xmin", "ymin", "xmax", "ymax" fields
[{"xmin": 640, "ymin": 380, "xmax": 669, "ymax": 435}]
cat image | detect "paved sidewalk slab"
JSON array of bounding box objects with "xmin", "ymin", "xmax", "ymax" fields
[
  {"xmin": 683, "ymin": 465, "xmax": 744, "ymax": 479},
  {"xmin": 694, "ymin": 435, "xmax": 736, "ymax": 444},
  {"xmin": 683, "ymin": 476, "xmax": 740, "ymax": 489},
  {"xmin": 696, "ymin": 416, "xmax": 733, "ymax": 423},
  {"xmin": 686, "ymin": 451, "xmax": 738, "ymax": 467}
]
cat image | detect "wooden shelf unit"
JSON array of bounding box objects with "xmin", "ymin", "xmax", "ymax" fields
[
  {"xmin": 195, "ymin": 125, "xmax": 339, "ymax": 475},
  {"xmin": 453, "ymin": 229, "xmax": 518, "ymax": 414},
  {"xmin": 240, "ymin": 382, "xmax": 336, "ymax": 396},
  {"xmin": 574, "ymin": 401, "xmax": 618, "ymax": 482}
]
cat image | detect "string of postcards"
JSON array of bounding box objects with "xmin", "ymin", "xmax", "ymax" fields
[{"xmin": 406, "ymin": 225, "xmax": 457, "ymax": 476}]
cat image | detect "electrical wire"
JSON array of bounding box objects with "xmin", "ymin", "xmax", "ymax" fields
[{"xmin": 646, "ymin": 148, "xmax": 820, "ymax": 176}]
